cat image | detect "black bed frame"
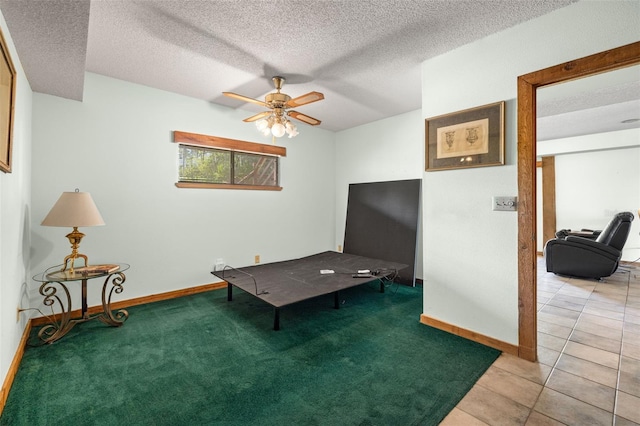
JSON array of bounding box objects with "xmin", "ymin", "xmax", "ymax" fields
[{"xmin": 211, "ymin": 251, "xmax": 406, "ymax": 330}]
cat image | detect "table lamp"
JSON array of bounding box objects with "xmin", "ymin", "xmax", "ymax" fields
[{"xmin": 41, "ymin": 189, "xmax": 105, "ymax": 272}]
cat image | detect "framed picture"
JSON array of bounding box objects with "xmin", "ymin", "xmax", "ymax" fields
[
  {"xmin": 425, "ymin": 101, "xmax": 505, "ymax": 171},
  {"xmin": 0, "ymin": 27, "xmax": 16, "ymax": 174}
]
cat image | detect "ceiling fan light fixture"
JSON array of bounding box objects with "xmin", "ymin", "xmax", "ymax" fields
[
  {"xmin": 223, "ymin": 76, "xmax": 323, "ymax": 139},
  {"xmin": 285, "ymin": 121, "xmax": 298, "ymax": 138},
  {"xmin": 256, "ymin": 118, "xmax": 269, "ymax": 131},
  {"xmin": 253, "ymin": 111, "xmax": 299, "ymax": 138},
  {"xmin": 271, "ymin": 122, "xmax": 286, "ymax": 137}
]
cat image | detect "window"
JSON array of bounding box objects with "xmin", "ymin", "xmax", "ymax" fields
[
  {"xmin": 233, "ymin": 152, "xmax": 278, "ymax": 186},
  {"xmin": 179, "ymin": 145, "xmax": 231, "ymax": 184},
  {"xmin": 173, "ymin": 131, "xmax": 286, "ymax": 191}
]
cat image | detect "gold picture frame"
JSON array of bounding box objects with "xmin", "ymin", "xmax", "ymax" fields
[
  {"xmin": 425, "ymin": 101, "xmax": 505, "ymax": 171},
  {"xmin": 0, "ymin": 27, "xmax": 16, "ymax": 174}
]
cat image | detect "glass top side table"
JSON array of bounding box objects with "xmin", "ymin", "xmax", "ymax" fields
[{"xmin": 32, "ymin": 263, "xmax": 130, "ymax": 344}]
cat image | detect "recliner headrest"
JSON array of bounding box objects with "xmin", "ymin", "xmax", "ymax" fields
[{"xmin": 596, "ymin": 211, "xmax": 634, "ymax": 250}]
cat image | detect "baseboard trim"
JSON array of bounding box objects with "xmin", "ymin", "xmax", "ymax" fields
[
  {"xmin": 420, "ymin": 314, "xmax": 519, "ymax": 356},
  {"xmin": 31, "ymin": 281, "xmax": 227, "ymax": 326},
  {"xmin": 0, "ymin": 320, "xmax": 32, "ymax": 416}
]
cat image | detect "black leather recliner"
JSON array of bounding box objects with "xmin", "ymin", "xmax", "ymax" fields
[
  {"xmin": 554, "ymin": 228, "xmax": 601, "ymax": 240},
  {"xmin": 544, "ymin": 211, "xmax": 634, "ymax": 279}
]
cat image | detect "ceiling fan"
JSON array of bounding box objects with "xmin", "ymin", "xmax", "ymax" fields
[{"xmin": 223, "ymin": 76, "xmax": 324, "ymax": 138}]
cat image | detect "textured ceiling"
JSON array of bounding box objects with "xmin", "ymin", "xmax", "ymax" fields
[
  {"xmin": 0, "ymin": 0, "xmax": 89, "ymax": 100},
  {"xmin": 1, "ymin": 0, "xmax": 638, "ymax": 139},
  {"xmin": 537, "ymin": 65, "xmax": 640, "ymax": 141}
]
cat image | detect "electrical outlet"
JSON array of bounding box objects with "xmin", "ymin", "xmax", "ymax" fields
[{"xmin": 255, "ymin": 255, "xmax": 260, "ymax": 264}]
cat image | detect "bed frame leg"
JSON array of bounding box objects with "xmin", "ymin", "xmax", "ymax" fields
[
  {"xmin": 227, "ymin": 283, "xmax": 233, "ymax": 301},
  {"xmin": 274, "ymin": 308, "xmax": 280, "ymax": 331},
  {"xmin": 380, "ymin": 281, "xmax": 385, "ymax": 293},
  {"xmin": 334, "ymin": 291, "xmax": 340, "ymax": 309}
]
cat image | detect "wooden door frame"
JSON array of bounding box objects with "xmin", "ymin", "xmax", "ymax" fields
[
  {"xmin": 541, "ymin": 157, "xmax": 557, "ymax": 248},
  {"xmin": 534, "ymin": 158, "xmax": 557, "ymax": 255},
  {"xmin": 517, "ymin": 41, "xmax": 640, "ymax": 361}
]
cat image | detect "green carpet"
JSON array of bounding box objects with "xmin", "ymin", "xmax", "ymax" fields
[{"xmin": 1, "ymin": 283, "xmax": 500, "ymax": 425}]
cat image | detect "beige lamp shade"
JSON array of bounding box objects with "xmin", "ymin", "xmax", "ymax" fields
[{"xmin": 41, "ymin": 191, "xmax": 105, "ymax": 227}]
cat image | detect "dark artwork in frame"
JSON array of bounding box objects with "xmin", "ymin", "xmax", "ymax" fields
[{"xmin": 425, "ymin": 101, "xmax": 505, "ymax": 172}]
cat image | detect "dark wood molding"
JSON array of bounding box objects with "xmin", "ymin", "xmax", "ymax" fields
[
  {"xmin": 175, "ymin": 182, "xmax": 283, "ymax": 191},
  {"xmin": 0, "ymin": 321, "xmax": 31, "ymax": 415},
  {"xmin": 541, "ymin": 157, "xmax": 556, "ymax": 247},
  {"xmin": 420, "ymin": 314, "xmax": 519, "ymax": 356},
  {"xmin": 517, "ymin": 41, "xmax": 640, "ymax": 362},
  {"xmin": 30, "ymin": 281, "xmax": 227, "ymax": 327},
  {"xmin": 173, "ymin": 130, "xmax": 286, "ymax": 157},
  {"xmin": 517, "ymin": 72, "xmax": 538, "ymax": 361}
]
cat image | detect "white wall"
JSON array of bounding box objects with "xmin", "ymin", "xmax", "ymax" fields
[
  {"xmin": 30, "ymin": 73, "xmax": 336, "ymax": 311},
  {"xmin": 0, "ymin": 10, "xmax": 32, "ymax": 401},
  {"xmin": 537, "ymin": 129, "xmax": 640, "ymax": 259},
  {"xmin": 555, "ymin": 147, "xmax": 640, "ymax": 261},
  {"xmin": 538, "ymin": 128, "xmax": 640, "ymax": 157},
  {"xmin": 334, "ymin": 109, "xmax": 424, "ymax": 278},
  {"xmin": 421, "ymin": 1, "xmax": 640, "ymax": 345}
]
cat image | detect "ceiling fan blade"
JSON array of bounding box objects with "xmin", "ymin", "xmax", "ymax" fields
[
  {"xmin": 289, "ymin": 110, "xmax": 322, "ymax": 126},
  {"xmin": 285, "ymin": 91, "xmax": 324, "ymax": 108},
  {"xmin": 223, "ymin": 92, "xmax": 269, "ymax": 108},
  {"xmin": 243, "ymin": 111, "xmax": 272, "ymax": 122}
]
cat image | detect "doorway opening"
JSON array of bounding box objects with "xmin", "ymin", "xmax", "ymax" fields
[{"xmin": 516, "ymin": 41, "xmax": 640, "ymax": 362}]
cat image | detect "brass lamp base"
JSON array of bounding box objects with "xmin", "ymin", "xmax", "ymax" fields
[{"xmin": 61, "ymin": 227, "xmax": 89, "ymax": 272}]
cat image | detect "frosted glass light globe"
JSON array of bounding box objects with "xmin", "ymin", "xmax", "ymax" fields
[
  {"xmin": 256, "ymin": 119, "xmax": 268, "ymax": 131},
  {"xmin": 271, "ymin": 123, "xmax": 286, "ymax": 137}
]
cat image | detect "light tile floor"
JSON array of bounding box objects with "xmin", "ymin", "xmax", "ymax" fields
[{"xmin": 441, "ymin": 258, "xmax": 640, "ymax": 426}]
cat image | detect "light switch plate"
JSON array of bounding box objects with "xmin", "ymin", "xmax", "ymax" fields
[{"xmin": 493, "ymin": 196, "xmax": 518, "ymax": 211}]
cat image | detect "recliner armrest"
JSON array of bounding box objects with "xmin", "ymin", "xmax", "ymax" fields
[
  {"xmin": 564, "ymin": 236, "xmax": 621, "ymax": 257},
  {"xmin": 580, "ymin": 228, "xmax": 601, "ymax": 233},
  {"xmin": 555, "ymin": 229, "xmax": 599, "ymax": 240},
  {"xmin": 580, "ymin": 229, "xmax": 601, "ymax": 238}
]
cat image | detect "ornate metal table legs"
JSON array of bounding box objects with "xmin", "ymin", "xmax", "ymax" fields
[{"xmin": 38, "ymin": 272, "xmax": 128, "ymax": 344}]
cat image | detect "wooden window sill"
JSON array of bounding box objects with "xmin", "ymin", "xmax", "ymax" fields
[{"xmin": 175, "ymin": 182, "xmax": 282, "ymax": 191}]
